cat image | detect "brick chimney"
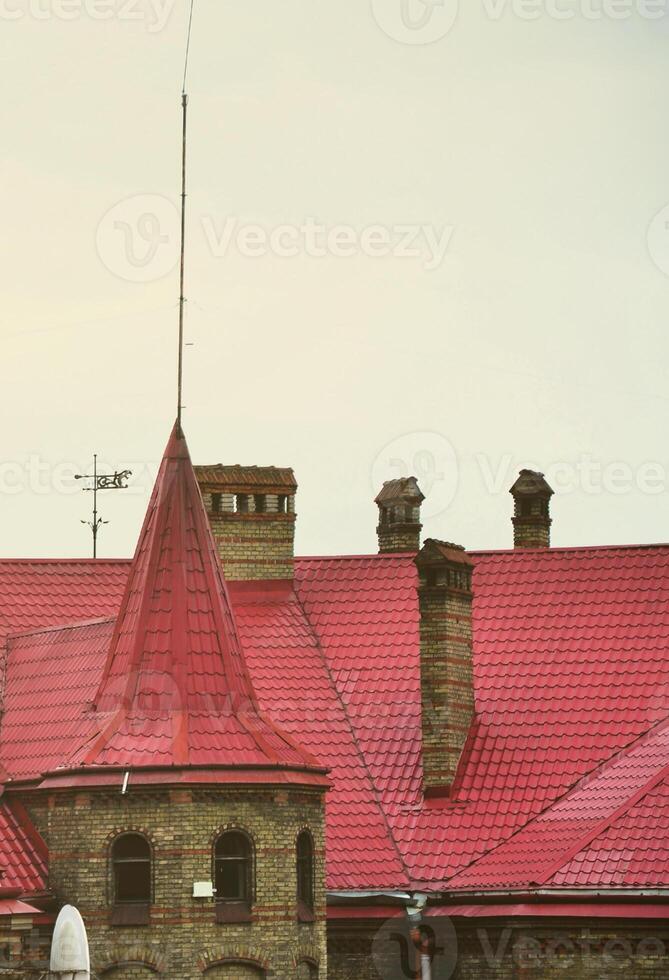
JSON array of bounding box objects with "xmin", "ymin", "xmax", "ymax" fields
[
  {"xmin": 194, "ymin": 465, "xmax": 297, "ymax": 580},
  {"xmin": 375, "ymin": 477, "xmax": 424, "ymax": 554},
  {"xmin": 510, "ymin": 469, "xmax": 554, "ymax": 549},
  {"xmin": 415, "ymin": 539, "xmax": 475, "ymax": 797}
]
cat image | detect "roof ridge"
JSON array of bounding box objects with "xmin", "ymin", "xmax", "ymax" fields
[
  {"xmin": 533, "ymin": 720, "xmax": 669, "ymax": 886},
  {"xmin": 296, "ymin": 553, "xmax": 416, "ymax": 562},
  {"xmin": 447, "ymin": 716, "xmax": 669, "ymax": 890},
  {"xmin": 5, "ymin": 617, "xmax": 116, "ymax": 643},
  {"xmin": 471, "ymin": 542, "xmax": 669, "ymax": 556},
  {"xmin": 0, "ymin": 558, "xmax": 130, "ymax": 565},
  {"xmin": 292, "ymin": 589, "xmax": 410, "ymax": 887}
]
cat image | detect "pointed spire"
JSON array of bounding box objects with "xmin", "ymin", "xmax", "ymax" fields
[{"xmin": 73, "ymin": 423, "xmax": 322, "ymax": 779}]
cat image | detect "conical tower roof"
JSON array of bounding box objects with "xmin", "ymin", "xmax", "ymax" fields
[{"xmin": 63, "ymin": 424, "xmax": 324, "ymax": 784}]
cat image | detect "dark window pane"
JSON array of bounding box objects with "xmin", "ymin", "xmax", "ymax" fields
[
  {"xmin": 215, "ymin": 832, "xmax": 250, "ymax": 860},
  {"xmin": 112, "ymin": 834, "xmax": 151, "ymax": 905},
  {"xmin": 296, "ymin": 832, "xmax": 314, "ymax": 909},
  {"xmin": 214, "ymin": 833, "xmax": 251, "ymax": 905},
  {"xmin": 113, "ymin": 834, "xmax": 150, "ymax": 862},
  {"xmin": 215, "ymin": 859, "xmax": 247, "ymax": 901}
]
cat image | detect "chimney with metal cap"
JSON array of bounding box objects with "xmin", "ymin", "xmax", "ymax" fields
[
  {"xmin": 510, "ymin": 469, "xmax": 554, "ymax": 549},
  {"xmin": 195, "ymin": 465, "xmax": 297, "ymax": 580},
  {"xmin": 375, "ymin": 477, "xmax": 424, "ymax": 554}
]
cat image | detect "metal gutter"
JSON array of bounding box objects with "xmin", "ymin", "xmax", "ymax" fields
[
  {"xmin": 327, "ymin": 890, "xmax": 412, "ymax": 903},
  {"xmin": 440, "ymin": 888, "xmax": 669, "ymax": 900}
]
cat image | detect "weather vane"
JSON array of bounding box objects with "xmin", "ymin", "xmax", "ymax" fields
[{"xmin": 75, "ymin": 455, "xmax": 132, "ymax": 558}]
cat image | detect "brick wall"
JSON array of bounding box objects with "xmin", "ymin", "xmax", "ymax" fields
[
  {"xmin": 511, "ymin": 505, "xmax": 552, "ymax": 549},
  {"xmin": 18, "ymin": 784, "xmax": 326, "ymax": 980},
  {"xmin": 376, "ymin": 524, "xmax": 421, "ymax": 554},
  {"xmin": 207, "ymin": 511, "xmax": 296, "ymax": 581},
  {"xmin": 328, "ymin": 920, "xmax": 669, "ymax": 979}
]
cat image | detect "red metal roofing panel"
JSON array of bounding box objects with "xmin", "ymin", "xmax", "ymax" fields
[
  {"xmin": 0, "ymin": 898, "xmax": 41, "ymax": 916},
  {"xmin": 0, "ymin": 560, "xmax": 127, "ymax": 642},
  {"xmin": 232, "ymin": 584, "xmax": 408, "ymax": 890},
  {"xmin": 71, "ymin": 425, "xmax": 321, "ymax": 776},
  {"xmin": 0, "ymin": 800, "xmax": 47, "ymax": 895}
]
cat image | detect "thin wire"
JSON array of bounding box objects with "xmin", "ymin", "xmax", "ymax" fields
[{"xmin": 182, "ymin": 0, "xmax": 195, "ymax": 95}]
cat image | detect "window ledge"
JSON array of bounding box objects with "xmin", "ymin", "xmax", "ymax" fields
[
  {"xmin": 297, "ymin": 900, "xmax": 316, "ymax": 923},
  {"xmin": 110, "ymin": 904, "xmax": 150, "ymax": 926},
  {"xmin": 215, "ymin": 903, "xmax": 253, "ymax": 924}
]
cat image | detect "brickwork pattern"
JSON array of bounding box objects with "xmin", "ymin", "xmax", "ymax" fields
[
  {"xmin": 18, "ymin": 786, "xmax": 326, "ymax": 980},
  {"xmin": 512, "ymin": 507, "xmax": 552, "ymax": 549},
  {"xmin": 417, "ymin": 570, "xmax": 475, "ymax": 793},
  {"xmin": 376, "ymin": 523, "xmax": 421, "ymax": 555},
  {"xmin": 207, "ymin": 513, "xmax": 296, "ymax": 581}
]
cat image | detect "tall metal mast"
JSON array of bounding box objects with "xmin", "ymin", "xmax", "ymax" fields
[
  {"xmin": 177, "ymin": 0, "xmax": 195, "ymax": 432},
  {"xmin": 177, "ymin": 91, "xmax": 188, "ymax": 432}
]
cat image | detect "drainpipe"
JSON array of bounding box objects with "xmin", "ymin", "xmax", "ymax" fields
[{"xmin": 407, "ymin": 894, "xmax": 430, "ymax": 980}]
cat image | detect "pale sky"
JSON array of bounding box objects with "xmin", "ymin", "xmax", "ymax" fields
[{"xmin": 2, "ymin": 0, "xmax": 668, "ymax": 559}]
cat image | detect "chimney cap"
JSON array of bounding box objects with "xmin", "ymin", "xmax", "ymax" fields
[
  {"xmin": 194, "ymin": 464, "xmax": 297, "ymax": 494},
  {"xmin": 417, "ymin": 538, "xmax": 473, "ymax": 567},
  {"xmin": 375, "ymin": 476, "xmax": 425, "ymax": 506},
  {"xmin": 509, "ymin": 469, "xmax": 554, "ymax": 498}
]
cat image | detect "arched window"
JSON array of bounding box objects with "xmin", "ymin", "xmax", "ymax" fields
[
  {"xmin": 296, "ymin": 830, "xmax": 315, "ymax": 920},
  {"xmin": 110, "ymin": 833, "xmax": 151, "ymax": 925},
  {"xmin": 214, "ymin": 831, "xmax": 253, "ymax": 923}
]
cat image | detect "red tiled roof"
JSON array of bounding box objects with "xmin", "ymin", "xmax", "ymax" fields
[
  {"xmin": 1, "ymin": 525, "xmax": 669, "ymax": 893},
  {"xmin": 232, "ymin": 582, "xmax": 407, "ymax": 889},
  {"xmin": 450, "ymin": 718, "xmax": 669, "ymax": 890},
  {"xmin": 292, "ymin": 546, "xmax": 669, "ymax": 890},
  {"xmin": 0, "ymin": 560, "xmax": 127, "ymax": 642}
]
